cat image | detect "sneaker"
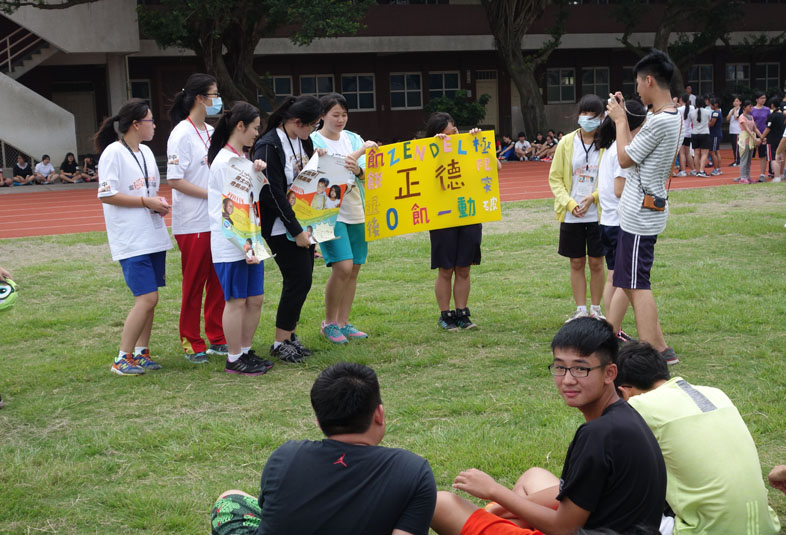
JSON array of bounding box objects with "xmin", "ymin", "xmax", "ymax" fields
[
  {"xmin": 729, "ymin": 162, "xmax": 739, "ymax": 167},
  {"xmin": 660, "ymin": 347, "xmax": 679, "ymax": 366},
  {"xmin": 590, "ymin": 310, "xmax": 606, "ymax": 321},
  {"xmin": 739, "ymin": 178, "xmax": 751, "ymax": 184},
  {"xmin": 711, "ymin": 169, "xmax": 722, "ymax": 176},
  {"xmin": 616, "ymin": 330, "xmax": 638, "ymax": 343},
  {"xmin": 695, "ymin": 171, "xmax": 708, "ymax": 178},
  {"xmin": 225, "ymin": 353, "xmax": 271, "ymax": 375},
  {"xmin": 133, "ymin": 349, "xmax": 162, "ymax": 370},
  {"xmin": 270, "ymin": 340, "xmax": 307, "ymax": 363},
  {"xmin": 290, "ymin": 333, "xmax": 313, "ymax": 356},
  {"xmin": 758, "ymin": 174, "xmax": 767, "ymax": 182},
  {"xmin": 321, "ymin": 321, "xmax": 348, "ymax": 344},
  {"xmin": 675, "ymin": 170, "xmax": 687, "ymax": 177},
  {"xmin": 340, "ymin": 323, "xmax": 369, "ymax": 339},
  {"xmin": 689, "ymin": 170, "xmax": 698, "ymax": 176},
  {"xmin": 438, "ymin": 310, "xmax": 459, "ymax": 332},
  {"xmin": 111, "ymin": 355, "xmax": 145, "ymax": 376},
  {"xmin": 773, "ymin": 176, "xmax": 783, "ymax": 183},
  {"xmin": 184, "ymin": 351, "xmax": 209, "ymax": 364},
  {"xmin": 455, "ymin": 308, "xmax": 478, "ymax": 329},
  {"xmin": 207, "ymin": 344, "xmax": 228, "ymax": 356},
  {"xmin": 565, "ymin": 308, "xmax": 589, "ymax": 323},
  {"xmin": 246, "ymin": 349, "xmax": 275, "ymax": 370}
]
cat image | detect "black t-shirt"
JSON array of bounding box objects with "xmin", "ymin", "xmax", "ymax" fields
[
  {"xmin": 256, "ymin": 439, "xmax": 436, "ymax": 535},
  {"xmin": 12, "ymin": 163, "xmax": 31, "ymax": 178},
  {"xmin": 557, "ymin": 399, "xmax": 666, "ymax": 532},
  {"xmin": 766, "ymin": 111, "xmax": 785, "ymax": 145},
  {"xmin": 61, "ymin": 160, "xmax": 78, "ymax": 174}
]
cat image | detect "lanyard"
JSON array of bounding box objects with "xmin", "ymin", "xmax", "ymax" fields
[
  {"xmin": 225, "ymin": 143, "xmax": 246, "ymax": 159},
  {"xmin": 121, "ymin": 137, "xmax": 149, "ymax": 195},
  {"xmin": 578, "ymin": 136, "xmax": 594, "ymax": 171},
  {"xmin": 187, "ymin": 117, "xmax": 211, "ymax": 151},
  {"xmin": 282, "ymin": 126, "xmax": 304, "ymax": 175}
]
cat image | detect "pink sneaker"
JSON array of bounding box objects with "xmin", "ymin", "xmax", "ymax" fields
[
  {"xmin": 738, "ymin": 178, "xmax": 751, "ymax": 184},
  {"xmin": 321, "ymin": 321, "xmax": 348, "ymax": 344}
]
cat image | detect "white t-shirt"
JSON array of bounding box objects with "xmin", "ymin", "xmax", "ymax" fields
[
  {"xmin": 564, "ymin": 136, "xmax": 600, "ymax": 223},
  {"xmin": 166, "ymin": 119, "xmax": 214, "ymax": 234},
  {"xmin": 314, "ymin": 131, "xmax": 365, "ymax": 224},
  {"xmin": 35, "ymin": 161, "xmax": 55, "ymax": 177},
  {"xmin": 515, "ymin": 140, "xmax": 531, "ymax": 151},
  {"xmin": 271, "ymin": 128, "xmax": 308, "ymax": 236},
  {"xmin": 208, "ymin": 148, "xmax": 247, "ymax": 263},
  {"xmin": 97, "ymin": 141, "xmax": 173, "ymax": 261},
  {"xmin": 598, "ymin": 140, "xmax": 627, "ymax": 227},
  {"xmin": 679, "ymin": 106, "xmax": 693, "ymax": 137},
  {"xmin": 728, "ymin": 109, "xmax": 741, "ymax": 134},
  {"xmin": 689, "ymin": 106, "xmax": 711, "ymax": 135}
]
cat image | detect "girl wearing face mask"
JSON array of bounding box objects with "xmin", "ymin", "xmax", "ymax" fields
[
  {"xmin": 166, "ymin": 73, "xmax": 228, "ymax": 364},
  {"xmin": 548, "ymin": 94, "xmax": 607, "ymax": 323}
]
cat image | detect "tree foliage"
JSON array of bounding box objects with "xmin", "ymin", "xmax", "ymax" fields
[
  {"xmin": 0, "ymin": 0, "xmax": 95, "ymax": 15},
  {"xmin": 424, "ymin": 89, "xmax": 491, "ymax": 128}
]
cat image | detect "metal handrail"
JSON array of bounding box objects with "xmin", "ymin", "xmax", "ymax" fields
[{"xmin": 0, "ymin": 29, "xmax": 44, "ymax": 73}]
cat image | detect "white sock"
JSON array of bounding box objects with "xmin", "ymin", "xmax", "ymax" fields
[
  {"xmin": 134, "ymin": 346, "xmax": 147, "ymax": 356},
  {"xmin": 577, "ymin": 305, "xmax": 587, "ymax": 313},
  {"xmin": 227, "ymin": 352, "xmax": 242, "ymax": 363},
  {"xmin": 590, "ymin": 305, "xmax": 602, "ymax": 314},
  {"xmin": 272, "ymin": 341, "xmax": 283, "ymax": 349},
  {"xmin": 116, "ymin": 350, "xmax": 128, "ymax": 362},
  {"xmin": 241, "ymin": 346, "xmax": 251, "ymax": 354}
]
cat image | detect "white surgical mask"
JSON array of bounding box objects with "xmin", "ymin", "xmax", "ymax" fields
[
  {"xmin": 206, "ymin": 96, "xmax": 223, "ymax": 116},
  {"xmin": 578, "ymin": 116, "xmax": 601, "ymax": 132}
]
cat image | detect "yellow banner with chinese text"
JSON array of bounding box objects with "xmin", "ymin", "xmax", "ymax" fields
[{"xmin": 364, "ymin": 131, "xmax": 501, "ymax": 241}]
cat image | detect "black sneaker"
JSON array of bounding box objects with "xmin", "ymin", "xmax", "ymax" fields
[
  {"xmin": 225, "ymin": 353, "xmax": 271, "ymax": 376},
  {"xmin": 455, "ymin": 307, "xmax": 478, "ymax": 329},
  {"xmin": 290, "ymin": 333, "xmax": 313, "ymax": 356},
  {"xmin": 270, "ymin": 340, "xmax": 306, "ymax": 363},
  {"xmin": 616, "ymin": 330, "xmax": 638, "ymax": 344},
  {"xmin": 438, "ymin": 310, "xmax": 459, "ymax": 332},
  {"xmin": 247, "ymin": 349, "xmax": 275, "ymax": 371}
]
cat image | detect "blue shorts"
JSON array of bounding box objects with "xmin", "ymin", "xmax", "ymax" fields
[
  {"xmin": 319, "ymin": 222, "xmax": 368, "ymax": 267},
  {"xmin": 613, "ymin": 230, "xmax": 657, "ymax": 290},
  {"xmin": 213, "ymin": 261, "xmax": 264, "ymax": 300},
  {"xmin": 119, "ymin": 251, "xmax": 166, "ymax": 296},
  {"xmin": 599, "ymin": 224, "xmax": 620, "ymax": 270}
]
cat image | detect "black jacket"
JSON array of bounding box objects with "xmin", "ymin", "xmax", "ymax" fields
[{"xmin": 253, "ymin": 128, "xmax": 314, "ymax": 240}]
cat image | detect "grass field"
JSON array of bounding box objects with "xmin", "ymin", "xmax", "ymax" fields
[{"xmin": 1, "ymin": 184, "xmax": 785, "ymax": 534}]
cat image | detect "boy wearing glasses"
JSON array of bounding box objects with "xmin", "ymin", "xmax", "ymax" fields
[{"xmin": 431, "ymin": 318, "xmax": 666, "ymax": 535}]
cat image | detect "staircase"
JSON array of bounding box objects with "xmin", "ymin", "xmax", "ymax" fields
[{"xmin": 0, "ymin": 16, "xmax": 59, "ymax": 80}]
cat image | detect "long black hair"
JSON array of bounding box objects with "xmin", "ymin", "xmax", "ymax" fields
[
  {"xmin": 262, "ymin": 95, "xmax": 321, "ymax": 136},
  {"xmin": 595, "ymin": 99, "xmax": 647, "ymax": 150},
  {"xmin": 425, "ymin": 112, "xmax": 454, "ymax": 137},
  {"xmin": 93, "ymin": 98, "xmax": 150, "ymax": 153},
  {"xmin": 681, "ymin": 94, "xmax": 691, "ymax": 120},
  {"xmin": 60, "ymin": 152, "xmax": 76, "ymax": 168},
  {"xmin": 207, "ymin": 101, "xmax": 260, "ymax": 165},
  {"xmin": 169, "ymin": 73, "xmax": 217, "ymax": 125}
]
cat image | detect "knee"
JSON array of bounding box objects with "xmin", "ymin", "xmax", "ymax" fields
[
  {"xmin": 437, "ymin": 268, "xmax": 455, "ymax": 281},
  {"xmin": 569, "ymin": 257, "xmax": 586, "ymax": 270},
  {"xmin": 454, "ymin": 266, "xmax": 471, "ymax": 281},
  {"xmin": 588, "ymin": 257, "xmax": 604, "ymax": 271},
  {"xmin": 137, "ymin": 292, "xmax": 158, "ymax": 310},
  {"xmin": 331, "ymin": 261, "xmax": 353, "ymax": 282},
  {"xmin": 247, "ymin": 295, "xmax": 264, "ymax": 309}
]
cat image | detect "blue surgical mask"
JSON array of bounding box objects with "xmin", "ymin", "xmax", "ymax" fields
[
  {"xmin": 206, "ymin": 97, "xmax": 223, "ymax": 116},
  {"xmin": 578, "ymin": 116, "xmax": 601, "ymax": 132}
]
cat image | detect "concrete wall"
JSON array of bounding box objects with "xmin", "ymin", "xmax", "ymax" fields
[
  {"xmin": 0, "ymin": 73, "xmax": 77, "ymax": 166},
  {"xmin": 7, "ymin": 0, "xmax": 138, "ymax": 54}
]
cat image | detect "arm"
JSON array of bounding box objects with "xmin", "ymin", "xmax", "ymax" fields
[
  {"xmin": 614, "ymin": 175, "xmax": 626, "ymax": 198},
  {"xmin": 168, "ymin": 178, "xmax": 207, "ymax": 199},
  {"xmin": 546, "ymin": 139, "xmax": 578, "ymax": 216},
  {"xmin": 100, "ymin": 192, "xmax": 170, "ymax": 214}
]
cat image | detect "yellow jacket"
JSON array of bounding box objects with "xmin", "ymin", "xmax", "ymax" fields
[{"xmin": 548, "ymin": 129, "xmax": 605, "ymax": 222}]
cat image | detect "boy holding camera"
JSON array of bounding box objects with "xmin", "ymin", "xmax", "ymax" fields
[{"xmin": 605, "ymin": 49, "xmax": 682, "ymax": 365}]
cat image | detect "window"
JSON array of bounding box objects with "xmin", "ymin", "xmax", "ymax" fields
[
  {"xmin": 621, "ymin": 67, "xmax": 636, "ymax": 99},
  {"xmin": 428, "ymin": 71, "xmax": 460, "ymax": 99},
  {"xmin": 130, "ymin": 80, "xmax": 151, "ymax": 107},
  {"xmin": 687, "ymin": 65, "xmax": 713, "ymax": 98},
  {"xmin": 257, "ymin": 76, "xmax": 293, "ymax": 113},
  {"xmin": 476, "ymin": 70, "xmax": 497, "ymax": 80},
  {"xmin": 581, "ymin": 67, "xmax": 609, "ymax": 98},
  {"xmin": 754, "ymin": 63, "xmax": 780, "ymax": 92},
  {"xmin": 390, "ymin": 72, "xmax": 422, "ymax": 109},
  {"xmin": 341, "ymin": 74, "xmax": 375, "ymax": 111},
  {"xmin": 725, "ymin": 63, "xmax": 750, "ymax": 92},
  {"xmin": 546, "ymin": 68, "xmax": 575, "ymax": 104},
  {"xmin": 300, "ymin": 75, "xmax": 334, "ymax": 98}
]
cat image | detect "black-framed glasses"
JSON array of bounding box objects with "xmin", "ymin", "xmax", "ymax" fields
[{"xmin": 548, "ymin": 364, "xmax": 604, "ymax": 378}]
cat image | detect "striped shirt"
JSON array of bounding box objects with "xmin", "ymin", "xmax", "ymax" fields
[{"xmin": 618, "ymin": 110, "xmax": 682, "ymax": 236}]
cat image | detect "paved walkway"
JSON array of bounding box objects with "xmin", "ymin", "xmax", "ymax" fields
[{"xmin": 0, "ymin": 150, "xmax": 742, "ymax": 239}]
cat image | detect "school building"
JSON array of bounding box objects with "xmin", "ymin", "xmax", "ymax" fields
[{"xmin": 1, "ymin": 0, "xmax": 784, "ymax": 167}]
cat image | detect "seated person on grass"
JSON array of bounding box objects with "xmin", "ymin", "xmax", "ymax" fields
[
  {"xmin": 615, "ymin": 342, "xmax": 781, "ymax": 535},
  {"xmin": 498, "ymin": 135, "xmax": 516, "ymax": 161},
  {"xmin": 211, "ymin": 362, "xmax": 437, "ymax": 535},
  {"xmin": 431, "ymin": 317, "xmax": 666, "ymax": 535},
  {"xmin": 33, "ymin": 154, "xmax": 59, "ymax": 184}
]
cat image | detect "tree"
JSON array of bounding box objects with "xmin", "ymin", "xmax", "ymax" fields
[
  {"xmin": 0, "ymin": 0, "xmax": 95, "ymax": 14},
  {"xmin": 424, "ymin": 89, "xmax": 491, "ymax": 128},
  {"xmin": 480, "ymin": 0, "xmax": 567, "ymax": 137},
  {"xmin": 138, "ymin": 0, "xmax": 374, "ymax": 111}
]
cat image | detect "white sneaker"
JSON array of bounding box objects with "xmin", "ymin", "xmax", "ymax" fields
[
  {"xmin": 565, "ymin": 309, "xmax": 589, "ymax": 323},
  {"xmin": 675, "ymin": 171, "xmax": 687, "ymax": 177},
  {"xmin": 773, "ymin": 176, "xmax": 782, "ymax": 183}
]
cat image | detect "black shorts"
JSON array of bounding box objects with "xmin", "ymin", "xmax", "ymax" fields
[
  {"xmin": 691, "ymin": 134, "xmax": 711, "ymax": 150},
  {"xmin": 599, "ymin": 224, "xmax": 620, "ymax": 270},
  {"xmin": 558, "ymin": 222, "xmax": 604, "ymax": 259},
  {"xmin": 682, "ymin": 137, "xmax": 692, "ymax": 147},
  {"xmin": 430, "ymin": 224, "xmax": 482, "ymax": 269},
  {"xmin": 764, "ymin": 143, "xmax": 775, "ymax": 161},
  {"xmin": 757, "ymin": 143, "xmax": 769, "ymax": 158},
  {"xmin": 613, "ymin": 230, "xmax": 658, "ymax": 290}
]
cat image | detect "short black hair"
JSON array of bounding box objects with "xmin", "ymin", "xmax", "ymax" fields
[
  {"xmin": 425, "ymin": 112, "xmax": 454, "ymax": 137},
  {"xmin": 614, "ymin": 342, "xmax": 670, "ymax": 390},
  {"xmin": 632, "ymin": 49, "xmax": 675, "ymax": 89},
  {"xmin": 768, "ymin": 96, "xmax": 781, "ymax": 109},
  {"xmin": 310, "ymin": 362, "xmax": 382, "ymax": 436},
  {"xmin": 753, "ymin": 90, "xmax": 765, "ymax": 99},
  {"xmin": 577, "ymin": 94, "xmax": 604, "ymax": 118},
  {"xmin": 42, "ymin": 154, "xmax": 50, "ymax": 160},
  {"xmin": 517, "ymin": 131, "xmax": 526, "ymax": 138},
  {"xmin": 551, "ymin": 317, "xmax": 618, "ymax": 366}
]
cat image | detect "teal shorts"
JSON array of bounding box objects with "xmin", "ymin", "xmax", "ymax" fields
[
  {"xmin": 211, "ymin": 493, "xmax": 261, "ymax": 535},
  {"xmin": 319, "ymin": 221, "xmax": 368, "ymax": 267}
]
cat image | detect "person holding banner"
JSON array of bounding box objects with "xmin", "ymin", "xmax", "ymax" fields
[
  {"xmin": 310, "ymin": 93, "xmax": 377, "ymax": 344},
  {"xmin": 167, "ymin": 73, "xmax": 228, "ymax": 364},
  {"xmin": 253, "ymin": 95, "xmax": 323, "ymax": 362},
  {"xmin": 207, "ymin": 102, "xmax": 273, "ymax": 376},
  {"xmin": 547, "ymin": 94, "xmax": 607, "ymax": 324},
  {"xmin": 94, "ymin": 99, "xmax": 173, "ymax": 375}
]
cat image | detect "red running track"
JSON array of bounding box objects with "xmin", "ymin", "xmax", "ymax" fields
[{"xmin": 0, "ymin": 150, "xmax": 740, "ymax": 239}]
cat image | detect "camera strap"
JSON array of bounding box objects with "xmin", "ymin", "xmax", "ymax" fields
[{"xmin": 638, "ymin": 116, "xmax": 682, "ymax": 200}]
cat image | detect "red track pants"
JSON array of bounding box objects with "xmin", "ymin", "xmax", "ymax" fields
[{"xmin": 175, "ymin": 232, "xmax": 226, "ymax": 353}]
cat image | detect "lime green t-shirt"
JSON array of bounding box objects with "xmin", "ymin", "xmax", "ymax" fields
[{"xmin": 629, "ymin": 377, "xmax": 780, "ymax": 535}]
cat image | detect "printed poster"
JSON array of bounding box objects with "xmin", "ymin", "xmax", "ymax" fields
[
  {"xmin": 363, "ymin": 131, "xmax": 501, "ymax": 241},
  {"xmin": 287, "ymin": 153, "xmax": 354, "ymax": 243},
  {"xmin": 221, "ymin": 156, "xmax": 272, "ymax": 261}
]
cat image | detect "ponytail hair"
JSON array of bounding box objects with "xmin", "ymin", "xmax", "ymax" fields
[
  {"xmin": 207, "ymin": 101, "xmax": 260, "ymax": 165},
  {"xmin": 263, "ymin": 95, "xmax": 321, "ymax": 135},
  {"xmin": 595, "ymin": 98, "xmax": 647, "ymax": 149},
  {"xmin": 93, "ymin": 98, "xmax": 150, "ymax": 153},
  {"xmin": 681, "ymin": 94, "xmax": 691, "ymax": 120},
  {"xmin": 170, "ymin": 73, "xmax": 217, "ymax": 125}
]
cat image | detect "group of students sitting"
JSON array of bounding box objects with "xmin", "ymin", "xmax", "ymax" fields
[
  {"xmin": 498, "ymin": 131, "xmax": 563, "ymax": 162},
  {"xmin": 1, "ymin": 152, "xmax": 97, "ymax": 186}
]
